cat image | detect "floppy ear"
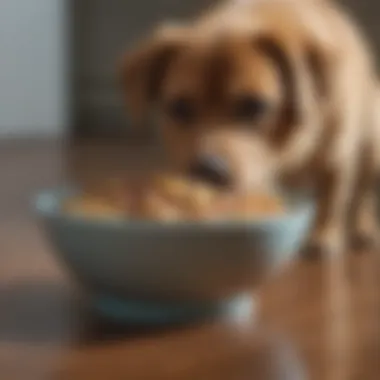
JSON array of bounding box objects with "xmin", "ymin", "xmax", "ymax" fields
[
  {"xmin": 255, "ymin": 34, "xmax": 333, "ymax": 143},
  {"xmin": 304, "ymin": 40, "xmax": 335, "ymax": 105},
  {"xmin": 255, "ymin": 35, "xmax": 302, "ymax": 137},
  {"xmin": 120, "ymin": 25, "xmax": 185, "ymax": 127}
]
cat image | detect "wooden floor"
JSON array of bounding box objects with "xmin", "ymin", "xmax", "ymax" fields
[{"xmin": 0, "ymin": 139, "xmax": 379, "ymax": 380}]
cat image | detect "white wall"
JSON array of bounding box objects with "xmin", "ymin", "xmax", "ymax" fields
[{"xmin": 0, "ymin": 0, "xmax": 67, "ymax": 138}]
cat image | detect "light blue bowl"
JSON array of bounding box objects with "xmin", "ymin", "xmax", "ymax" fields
[{"xmin": 35, "ymin": 188, "xmax": 314, "ymax": 325}]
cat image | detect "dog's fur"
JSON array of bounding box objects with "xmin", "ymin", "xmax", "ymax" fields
[{"xmin": 121, "ymin": 0, "xmax": 380, "ymax": 256}]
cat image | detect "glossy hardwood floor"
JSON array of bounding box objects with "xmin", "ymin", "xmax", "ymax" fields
[{"xmin": 0, "ymin": 139, "xmax": 379, "ymax": 380}]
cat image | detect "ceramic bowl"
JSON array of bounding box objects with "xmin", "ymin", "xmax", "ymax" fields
[{"xmin": 35, "ymin": 188, "xmax": 314, "ymax": 325}]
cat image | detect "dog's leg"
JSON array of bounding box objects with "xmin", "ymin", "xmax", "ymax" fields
[
  {"xmin": 304, "ymin": 161, "xmax": 356, "ymax": 258},
  {"xmin": 303, "ymin": 55, "xmax": 371, "ymax": 258},
  {"xmin": 350, "ymin": 189, "xmax": 379, "ymax": 252},
  {"xmin": 350, "ymin": 98, "xmax": 380, "ymax": 251}
]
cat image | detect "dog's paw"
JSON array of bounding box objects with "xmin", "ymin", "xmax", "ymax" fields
[
  {"xmin": 302, "ymin": 228, "xmax": 345, "ymax": 259},
  {"xmin": 351, "ymin": 204, "xmax": 380, "ymax": 253},
  {"xmin": 350, "ymin": 229, "xmax": 380, "ymax": 253}
]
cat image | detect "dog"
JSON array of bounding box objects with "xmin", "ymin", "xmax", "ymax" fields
[{"xmin": 121, "ymin": 0, "xmax": 380, "ymax": 257}]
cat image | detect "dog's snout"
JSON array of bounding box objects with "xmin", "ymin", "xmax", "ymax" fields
[{"xmin": 189, "ymin": 155, "xmax": 231, "ymax": 187}]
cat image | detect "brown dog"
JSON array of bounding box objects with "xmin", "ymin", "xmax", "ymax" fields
[{"xmin": 121, "ymin": 0, "xmax": 380, "ymax": 257}]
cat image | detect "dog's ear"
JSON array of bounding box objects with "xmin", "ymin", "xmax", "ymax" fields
[
  {"xmin": 304, "ymin": 40, "xmax": 336, "ymax": 105},
  {"xmin": 254, "ymin": 34, "xmax": 333, "ymax": 143},
  {"xmin": 120, "ymin": 25, "xmax": 186, "ymax": 127},
  {"xmin": 255, "ymin": 35, "xmax": 302, "ymax": 140}
]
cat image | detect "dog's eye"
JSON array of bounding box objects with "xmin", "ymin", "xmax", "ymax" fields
[
  {"xmin": 165, "ymin": 97, "xmax": 196, "ymax": 125},
  {"xmin": 233, "ymin": 94, "xmax": 268, "ymax": 122}
]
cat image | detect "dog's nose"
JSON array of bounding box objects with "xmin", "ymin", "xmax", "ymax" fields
[{"xmin": 189, "ymin": 155, "xmax": 231, "ymax": 187}]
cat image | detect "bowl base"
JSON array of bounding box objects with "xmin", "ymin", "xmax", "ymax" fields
[{"xmin": 91, "ymin": 293, "xmax": 256, "ymax": 326}]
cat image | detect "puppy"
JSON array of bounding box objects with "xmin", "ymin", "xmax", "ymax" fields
[{"xmin": 121, "ymin": 0, "xmax": 380, "ymax": 257}]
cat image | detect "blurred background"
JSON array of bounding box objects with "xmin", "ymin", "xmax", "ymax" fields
[
  {"xmin": 0, "ymin": 2, "xmax": 379, "ymax": 380},
  {"xmin": 1, "ymin": 0, "xmax": 380, "ymax": 143}
]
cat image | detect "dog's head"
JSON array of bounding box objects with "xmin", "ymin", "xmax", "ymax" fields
[{"xmin": 121, "ymin": 17, "xmax": 332, "ymax": 191}]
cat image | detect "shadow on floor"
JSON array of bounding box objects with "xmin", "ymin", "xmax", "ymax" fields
[
  {"xmin": 0, "ymin": 281, "xmax": 82, "ymax": 344},
  {"xmin": 0, "ymin": 280, "xmax": 200, "ymax": 345}
]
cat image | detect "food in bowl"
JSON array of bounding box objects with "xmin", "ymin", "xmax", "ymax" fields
[
  {"xmin": 134, "ymin": 174, "xmax": 219, "ymax": 221},
  {"xmin": 63, "ymin": 174, "xmax": 285, "ymax": 221},
  {"xmin": 64, "ymin": 197, "xmax": 126, "ymax": 220},
  {"xmin": 63, "ymin": 178, "xmax": 130, "ymax": 220}
]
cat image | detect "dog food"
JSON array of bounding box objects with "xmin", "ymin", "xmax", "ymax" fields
[
  {"xmin": 63, "ymin": 178, "xmax": 130, "ymax": 220},
  {"xmin": 63, "ymin": 174, "xmax": 285, "ymax": 221},
  {"xmin": 64, "ymin": 197, "xmax": 126, "ymax": 219}
]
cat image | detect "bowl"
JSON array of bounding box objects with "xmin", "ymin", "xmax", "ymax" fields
[{"xmin": 35, "ymin": 188, "xmax": 314, "ymax": 325}]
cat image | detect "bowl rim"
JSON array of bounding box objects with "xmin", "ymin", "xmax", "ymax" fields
[{"xmin": 34, "ymin": 187, "xmax": 315, "ymax": 231}]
